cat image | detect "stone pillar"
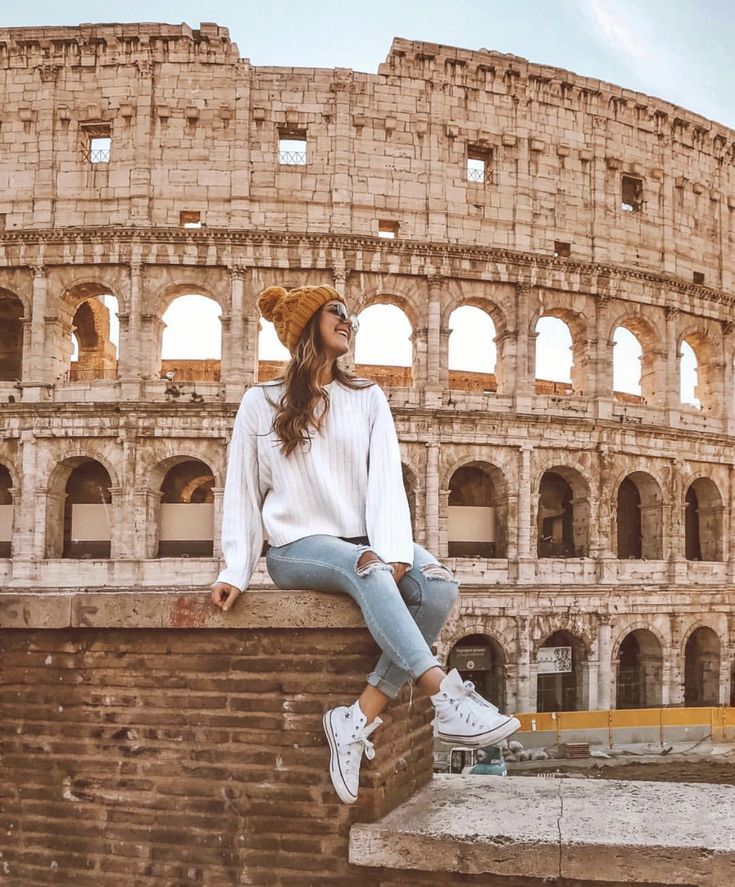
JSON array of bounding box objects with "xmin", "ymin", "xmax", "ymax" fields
[
  {"xmin": 425, "ymin": 440, "xmax": 440, "ymax": 555},
  {"xmin": 597, "ymin": 618, "xmax": 613, "ymax": 709},
  {"xmin": 13, "ymin": 430, "xmax": 38, "ymax": 559},
  {"xmin": 722, "ymin": 322, "xmax": 734, "ymax": 434},
  {"xmin": 514, "ymin": 444, "xmax": 534, "ymax": 583},
  {"xmin": 667, "ymin": 457, "xmax": 686, "ymax": 583},
  {"xmin": 130, "ymin": 61, "xmax": 154, "ymax": 224},
  {"xmin": 513, "ymin": 283, "xmax": 533, "ymax": 410},
  {"xmin": 212, "ymin": 486, "xmax": 224, "ymax": 559},
  {"xmin": 118, "ymin": 258, "xmax": 143, "ymax": 399},
  {"xmin": 594, "ymin": 293, "xmax": 613, "ymax": 419},
  {"xmin": 330, "ymin": 69, "xmax": 353, "ymax": 232},
  {"xmin": 116, "ymin": 438, "xmax": 138, "ymax": 559},
  {"xmin": 23, "ymin": 266, "xmax": 52, "ymax": 401},
  {"xmin": 108, "ymin": 486, "xmax": 124, "ymax": 560},
  {"xmin": 223, "ymin": 265, "xmax": 247, "ymax": 401},
  {"xmin": 584, "ymin": 658, "xmax": 599, "ymax": 711},
  {"xmin": 668, "ymin": 614, "xmax": 685, "ymax": 706},
  {"xmin": 516, "ymin": 616, "xmax": 532, "ymax": 712},
  {"xmin": 665, "ymin": 306, "xmax": 681, "ymax": 425}
]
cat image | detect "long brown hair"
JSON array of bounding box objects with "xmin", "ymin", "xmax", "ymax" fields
[{"xmin": 259, "ymin": 309, "xmax": 374, "ymax": 456}]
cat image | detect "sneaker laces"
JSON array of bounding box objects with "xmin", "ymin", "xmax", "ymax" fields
[
  {"xmin": 443, "ymin": 682, "xmax": 499, "ymax": 729},
  {"xmin": 346, "ymin": 717, "xmax": 381, "ymax": 763},
  {"xmin": 462, "ymin": 680, "xmax": 499, "ymax": 714}
]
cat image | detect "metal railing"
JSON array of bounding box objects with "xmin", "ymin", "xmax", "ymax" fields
[
  {"xmin": 279, "ymin": 151, "xmax": 307, "ymax": 166},
  {"xmin": 467, "ymin": 166, "xmax": 487, "ymax": 183}
]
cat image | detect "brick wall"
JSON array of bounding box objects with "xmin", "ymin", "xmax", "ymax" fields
[{"xmin": 0, "ymin": 594, "xmax": 434, "ymax": 886}]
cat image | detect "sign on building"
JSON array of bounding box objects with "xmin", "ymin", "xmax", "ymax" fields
[
  {"xmin": 450, "ymin": 645, "xmax": 494, "ymax": 671},
  {"xmin": 537, "ymin": 646, "xmax": 572, "ymax": 674}
]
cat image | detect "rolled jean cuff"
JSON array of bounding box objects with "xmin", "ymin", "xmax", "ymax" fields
[{"xmin": 366, "ymin": 653, "xmax": 441, "ymax": 699}]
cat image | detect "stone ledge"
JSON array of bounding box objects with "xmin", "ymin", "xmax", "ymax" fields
[
  {"xmin": 349, "ymin": 774, "xmax": 735, "ymax": 886},
  {"xmin": 0, "ymin": 588, "xmax": 364, "ymax": 630}
]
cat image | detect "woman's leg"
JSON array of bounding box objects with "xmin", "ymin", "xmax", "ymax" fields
[{"xmin": 266, "ymin": 535, "xmax": 444, "ymax": 694}]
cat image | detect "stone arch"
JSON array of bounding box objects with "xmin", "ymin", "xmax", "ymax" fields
[
  {"xmin": 613, "ymin": 470, "xmax": 664, "ymax": 559},
  {"xmin": 683, "ymin": 626, "xmax": 721, "ymax": 706},
  {"xmin": 352, "ymin": 289, "xmax": 419, "ymax": 331},
  {"xmin": 535, "ymin": 628, "xmax": 590, "ymax": 712},
  {"xmin": 45, "ymin": 456, "xmax": 116, "ymax": 559},
  {"xmin": 58, "ymin": 280, "xmax": 123, "ymax": 383},
  {"xmin": 0, "ymin": 461, "xmax": 14, "ymax": 557},
  {"xmin": 447, "ymin": 459, "xmax": 509, "ymax": 558},
  {"xmin": 154, "ymin": 283, "xmax": 224, "ymax": 383},
  {"xmin": 442, "ymin": 294, "xmax": 509, "ymax": 340},
  {"xmin": 531, "ymin": 304, "xmax": 591, "ymax": 395},
  {"xmin": 353, "ymin": 293, "xmax": 415, "ymax": 386},
  {"xmin": 535, "ymin": 464, "xmax": 591, "ymax": 558},
  {"xmin": 683, "ymin": 476, "xmax": 724, "ymax": 561},
  {"xmin": 677, "ymin": 324, "xmax": 719, "ymax": 413},
  {"xmin": 146, "ymin": 454, "xmax": 218, "ymax": 559},
  {"xmin": 0, "ymin": 288, "xmax": 25, "ymax": 382},
  {"xmin": 448, "ymin": 633, "xmax": 508, "ymax": 711},
  {"xmin": 608, "ymin": 312, "xmax": 663, "ymax": 404},
  {"xmin": 446, "ymin": 304, "xmax": 499, "ymax": 392},
  {"xmin": 614, "ymin": 626, "xmax": 664, "ymax": 708}
]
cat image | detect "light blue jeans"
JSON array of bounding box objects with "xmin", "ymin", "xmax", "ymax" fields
[{"xmin": 265, "ymin": 534, "xmax": 460, "ymax": 699}]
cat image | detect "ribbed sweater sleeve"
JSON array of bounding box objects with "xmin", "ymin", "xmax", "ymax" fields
[
  {"xmin": 365, "ymin": 386, "xmax": 414, "ymax": 564},
  {"xmin": 216, "ymin": 389, "xmax": 265, "ymax": 591}
]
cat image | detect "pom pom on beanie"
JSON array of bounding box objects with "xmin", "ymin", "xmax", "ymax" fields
[{"xmin": 257, "ymin": 286, "xmax": 287, "ymax": 322}]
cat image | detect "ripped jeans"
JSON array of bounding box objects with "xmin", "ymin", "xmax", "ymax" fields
[{"xmin": 265, "ymin": 534, "xmax": 460, "ymax": 699}]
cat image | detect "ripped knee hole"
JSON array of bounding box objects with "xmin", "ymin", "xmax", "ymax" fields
[
  {"xmin": 355, "ymin": 549, "xmax": 394, "ymax": 578},
  {"xmin": 419, "ymin": 562, "xmax": 455, "ymax": 582}
]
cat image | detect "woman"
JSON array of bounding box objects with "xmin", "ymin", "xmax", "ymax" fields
[{"xmin": 210, "ymin": 284, "xmax": 519, "ymax": 805}]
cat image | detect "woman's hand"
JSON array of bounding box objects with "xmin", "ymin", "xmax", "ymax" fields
[
  {"xmin": 210, "ymin": 582, "xmax": 241, "ymax": 612},
  {"xmin": 390, "ymin": 563, "xmax": 409, "ymax": 583}
]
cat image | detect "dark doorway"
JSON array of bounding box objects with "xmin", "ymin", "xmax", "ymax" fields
[
  {"xmin": 685, "ymin": 486, "xmax": 701, "ymax": 560},
  {"xmin": 538, "ymin": 472, "xmax": 575, "ymax": 557},
  {"xmin": 617, "ymin": 477, "xmax": 642, "ymax": 558},
  {"xmin": 616, "ymin": 630, "xmax": 663, "ymax": 709},
  {"xmin": 449, "ymin": 634, "xmax": 506, "ymax": 711},
  {"xmin": 684, "ymin": 628, "xmax": 720, "ymax": 706}
]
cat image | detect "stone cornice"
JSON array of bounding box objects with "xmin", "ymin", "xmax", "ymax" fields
[{"xmin": 0, "ymin": 227, "xmax": 732, "ymax": 310}]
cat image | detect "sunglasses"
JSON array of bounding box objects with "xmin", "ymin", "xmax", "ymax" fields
[{"xmin": 323, "ymin": 302, "xmax": 360, "ymax": 334}]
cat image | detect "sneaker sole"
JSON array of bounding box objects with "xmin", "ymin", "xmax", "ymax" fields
[
  {"xmin": 322, "ymin": 711, "xmax": 358, "ymax": 805},
  {"xmin": 436, "ymin": 715, "xmax": 521, "ymax": 748}
]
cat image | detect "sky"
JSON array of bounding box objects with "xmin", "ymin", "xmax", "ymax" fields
[{"xmin": 12, "ymin": 0, "xmax": 723, "ymax": 402}]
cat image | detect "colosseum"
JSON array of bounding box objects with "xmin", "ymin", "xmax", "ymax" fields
[{"xmin": 1, "ymin": 20, "xmax": 734, "ymax": 721}]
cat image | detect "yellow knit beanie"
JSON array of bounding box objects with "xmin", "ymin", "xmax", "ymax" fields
[{"xmin": 257, "ymin": 284, "xmax": 346, "ymax": 354}]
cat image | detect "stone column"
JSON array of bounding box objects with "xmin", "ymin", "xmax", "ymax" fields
[
  {"xmin": 597, "ymin": 617, "xmax": 613, "ymax": 709},
  {"xmin": 516, "ymin": 616, "xmax": 532, "ymax": 712},
  {"xmin": 13, "ymin": 430, "xmax": 38, "ymax": 560},
  {"xmin": 425, "ymin": 440, "xmax": 440, "ymax": 555},
  {"xmin": 667, "ymin": 457, "xmax": 686, "ymax": 583},
  {"xmin": 668, "ymin": 614, "xmax": 685, "ymax": 706},
  {"xmin": 118, "ymin": 258, "xmax": 143, "ymax": 399},
  {"xmin": 722, "ymin": 322, "xmax": 734, "ymax": 434},
  {"xmin": 108, "ymin": 485, "xmax": 124, "ymax": 561},
  {"xmin": 665, "ymin": 306, "xmax": 681, "ymax": 425},
  {"xmin": 212, "ymin": 486, "xmax": 224, "ymax": 560},
  {"xmin": 513, "ymin": 283, "xmax": 533, "ymax": 410},
  {"xmin": 330, "ymin": 69, "xmax": 352, "ymax": 232},
  {"xmin": 23, "ymin": 266, "xmax": 52, "ymax": 401},
  {"xmin": 593, "ymin": 293, "xmax": 613, "ymax": 419},
  {"xmin": 515, "ymin": 443, "xmax": 534, "ymax": 583},
  {"xmin": 728, "ymin": 465, "xmax": 735, "ymax": 585},
  {"xmin": 223, "ymin": 265, "xmax": 247, "ymax": 401}
]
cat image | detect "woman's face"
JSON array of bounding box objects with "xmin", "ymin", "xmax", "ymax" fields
[{"xmin": 318, "ymin": 300, "xmax": 353, "ymax": 359}]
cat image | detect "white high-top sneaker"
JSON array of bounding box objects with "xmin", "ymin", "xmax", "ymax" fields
[
  {"xmin": 431, "ymin": 669, "xmax": 520, "ymax": 747},
  {"xmin": 322, "ymin": 701, "xmax": 382, "ymax": 804}
]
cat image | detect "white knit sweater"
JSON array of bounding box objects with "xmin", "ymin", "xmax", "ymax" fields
[{"xmin": 216, "ymin": 379, "xmax": 414, "ymax": 591}]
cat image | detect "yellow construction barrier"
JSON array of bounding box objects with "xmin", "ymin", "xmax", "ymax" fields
[{"xmin": 515, "ymin": 706, "xmax": 735, "ymax": 746}]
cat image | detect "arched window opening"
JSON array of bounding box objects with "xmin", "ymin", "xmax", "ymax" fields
[
  {"xmin": 536, "ymin": 630, "xmax": 588, "ymax": 712},
  {"xmin": 680, "ymin": 340, "xmax": 701, "ymax": 409},
  {"xmin": 0, "ymin": 291, "xmax": 23, "ymax": 382},
  {"xmin": 69, "ymin": 295, "xmax": 119, "ymax": 382},
  {"xmin": 616, "ymin": 629, "xmax": 663, "ymax": 708},
  {"xmin": 161, "ymin": 294, "xmax": 222, "ymax": 383},
  {"xmin": 62, "ymin": 460, "xmax": 112, "ymax": 559},
  {"xmin": 685, "ymin": 478, "xmax": 723, "ymax": 562},
  {"xmin": 612, "ymin": 326, "xmax": 643, "ymax": 402},
  {"xmin": 447, "ymin": 306, "xmax": 497, "ymax": 392},
  {"xmin": 535, "ymin": 316, "xmax": 573, "ymax": 395},
  {"xmin": 157, "ymin": 460, "xmax": 215, "ymax": 557},
  {"xmin": 684, "ymin": 627, "xmax": 721, "ymax": 707},
  {"xmin": 0, "ymin": 464, "xmax": 12, "ymax": 557},
  {"xmin": 354, "ymin": 304, "xmax": 413, "ymax": 387},
  {"xmin": 448, "ymin": 463, "xmax": 506, "ymax": 558},
  {"xmin": 256, "ymin": 317, "xmax": 291, "ymax": 383},
  {"xmin": 449, "ymin": 634, "xmax": 506, "ymax": 711},
  {"xmin": 616, "ymin": 472, "xmax": 663, "ymax": 560},
  {"xmin": 537, "ymin": 470, "xmax": 589, "ymax": 558}
]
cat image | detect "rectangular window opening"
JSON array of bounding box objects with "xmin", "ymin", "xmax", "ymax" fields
[
  {"xmin": 467, "ymin": 147, "xmax": 493, "ymax": 184},
  {"xmin": 81, "ymin": 122, "xmax": 112, "ymax": 164},
  {"xmin": 278, "ymin": 129, "xmax": 307, "ymax": 166},
  {"xmin": 621, "ymin": 174, "xmax": 643, "ymax": 212},
  {"xmin": 554, "ymin": 241, "xmax": 571, "ymax": 258},
  {"xmin": 180, "ymin": 211, "xmax": 202, "ymax": 229},
  {"xmin": 693, "ymin": 271, "xmax": 705, "ymax": 285},
  {"xmin": 378, "ymin": 220, "xmax": 399, "ymax": 239}
]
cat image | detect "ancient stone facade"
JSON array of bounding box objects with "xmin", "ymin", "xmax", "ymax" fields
[{"xmin": 0, "ymin": 22, "xmax": 734, "ymax": 714}]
